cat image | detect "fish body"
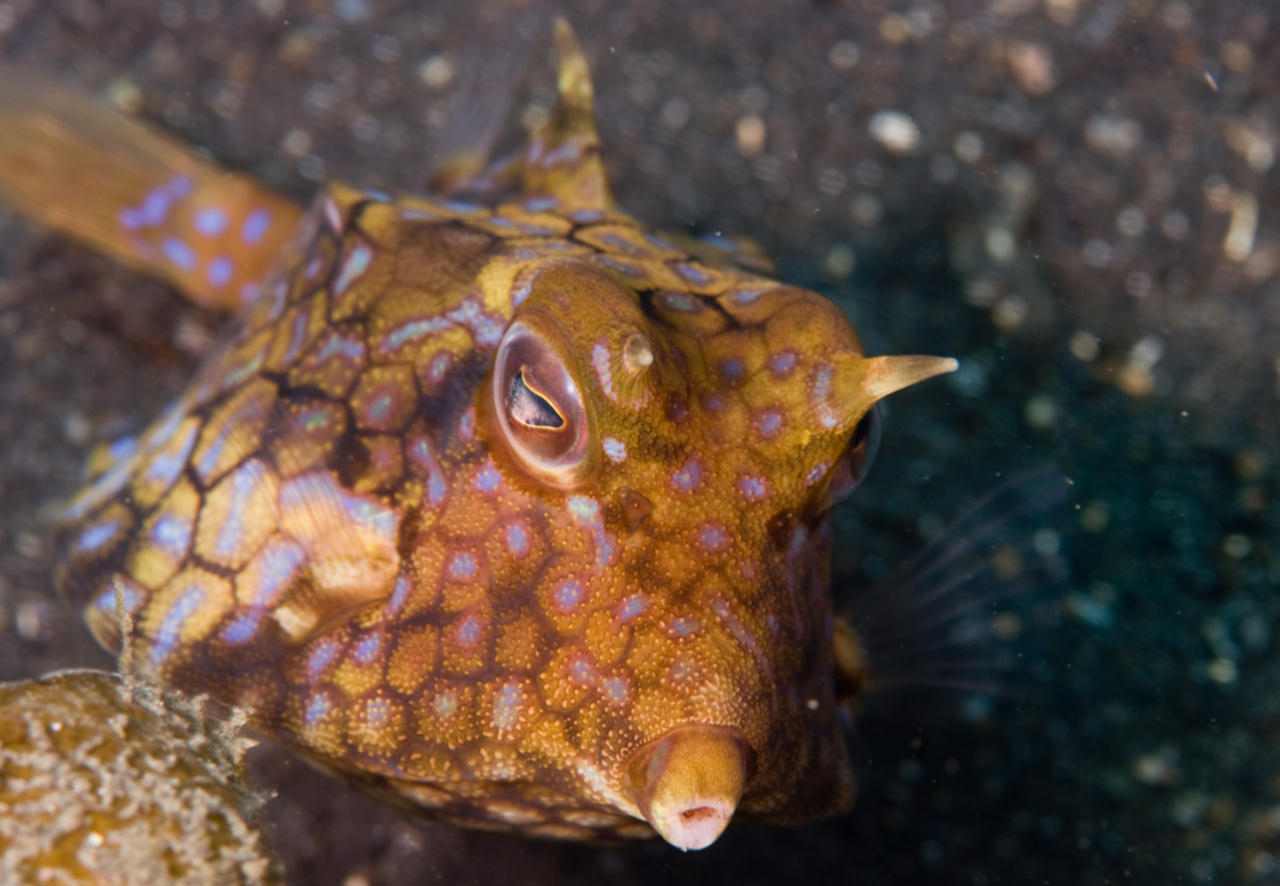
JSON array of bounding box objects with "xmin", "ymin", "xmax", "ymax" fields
[{"xmin": 2, "ymin": 22, "xmax": 955, "ymax": 850}]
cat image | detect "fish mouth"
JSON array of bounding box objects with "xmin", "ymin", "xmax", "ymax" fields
[{"xmin": 623, "ymin": 724, "xmax": 756, "ymax": 851}]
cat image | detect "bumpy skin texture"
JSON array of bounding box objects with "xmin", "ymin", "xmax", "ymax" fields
[{"xmin": 40, "ymin": 23, "xmax": 953, "ymax": 845}]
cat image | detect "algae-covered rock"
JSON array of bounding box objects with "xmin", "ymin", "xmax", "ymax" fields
[{"xmin": 0, "ymin": 670, "xmax": 279, "ymax": 886}]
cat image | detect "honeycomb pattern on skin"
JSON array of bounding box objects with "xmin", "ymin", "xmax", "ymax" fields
[{"xmin": 29, "ymin": 22, "xmax": 955, "ymax": 846}]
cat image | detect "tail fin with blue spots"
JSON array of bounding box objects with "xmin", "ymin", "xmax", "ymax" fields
[{"xmin": 0, "ymin": 69, "xmax": 303, "ymax": 311}]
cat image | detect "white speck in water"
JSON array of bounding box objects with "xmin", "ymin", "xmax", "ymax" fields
[
  {"xmin": 1024, "ymin": 395, "xmax": 1059, "ymax": 430},
  {"xmin": 828, "ymin": 40, "xmax": 860, "ymax": 71},
  {"xmin": 418, "ymin": 54, "xmax": 455, "ymax": 90},
  {"xmin": 869, "ymin": 110, "xmax": 920, "ymax": 154},
  {"xmin": 15, "ymin": 600, "xmax": 45, "ymax": 640},
  {"xmin": 1069, "ymin": 330, "xmax": 1100, "ymax": 362}
]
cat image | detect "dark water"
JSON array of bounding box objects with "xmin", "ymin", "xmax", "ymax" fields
[{"xmin": 0, "ymin": 1, "xmax": 1275, "ymax": 883}]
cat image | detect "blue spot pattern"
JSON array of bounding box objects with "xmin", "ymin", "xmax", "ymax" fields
[
  {"xmin": 149, "ymin": 583, "xmax": 206, "ymax": 667},
  {"xmin": 242, "ymin": 208, "xmax": 272, "ymax": 245}
]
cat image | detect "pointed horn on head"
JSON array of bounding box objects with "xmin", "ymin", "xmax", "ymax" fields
[
  {"xmin": 519, "ymin": 18, "xmax": 614, "ymax": 211},
  {"xmin": 861, "ymin": 354, "xmax": 959, "ymax": 402},
  {"xmin": 825, "ymin": 353, "xmax": 958, "ymax": 432}
]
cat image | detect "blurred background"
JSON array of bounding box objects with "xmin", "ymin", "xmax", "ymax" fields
[{"xmin": 0, "ymin": 1, "xmax": 1275, "ymax": 883}]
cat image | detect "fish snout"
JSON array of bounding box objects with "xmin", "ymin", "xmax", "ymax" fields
[{"xmin": 623, "ymin": 724, "xmax": 756, "ymax": 851}]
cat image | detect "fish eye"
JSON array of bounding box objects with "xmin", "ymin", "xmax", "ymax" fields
[
  {"xmin": 847, "ymin": 404, "xmax": 882, "ymax": 483},
  {"xmin": 828, "ymin": 404, "xmax": 882, "ymax": 502},
  {"xmin": 492, "ymin": 321, "xmax": 592, "ymax": 486}
]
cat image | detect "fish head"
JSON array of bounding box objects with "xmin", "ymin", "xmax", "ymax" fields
[{"xmin": 468, "ymin": 247, "xmax": 956, "ymax": 848}]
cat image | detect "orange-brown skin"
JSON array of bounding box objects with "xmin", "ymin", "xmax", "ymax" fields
[{"xmin": 5, "ymin": 22, "xmax": 955, "ymax": 847}]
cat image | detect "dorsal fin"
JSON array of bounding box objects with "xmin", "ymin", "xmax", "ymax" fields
[
  {"xmin": 430, "ymin": 18, "xmax": 613, "ymax": 212},
  {"xmin": 424, "ymin": 2, "xmax": 543, "ymax": 195}
]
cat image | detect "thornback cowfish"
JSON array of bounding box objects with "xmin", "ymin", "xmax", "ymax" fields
[{"xmin": 0, "ymin": 20, "xmax": 957, "ymax": 851}]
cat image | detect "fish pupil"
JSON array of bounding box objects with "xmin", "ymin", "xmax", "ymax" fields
[
  {"xmin": 507, "ymin": 369, "xmax": 565, "ymax": 430},
  {"xmin": 845, "ymin": 404, "xmax": 882, "ymax": 484}
]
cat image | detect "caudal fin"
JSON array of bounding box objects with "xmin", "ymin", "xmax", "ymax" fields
[{"xmin": 0, "ymin": 69, "xmax": 302, "ymax": 311}]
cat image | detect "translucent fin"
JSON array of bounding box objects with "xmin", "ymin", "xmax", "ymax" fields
[
  {"xmin": 0, "ymin": 69, "xmax": 303, "ymax": 312},
  {"xmin": 836, "ymin": 467, "xmax": 1072, "ymax": 699},
  {"xmin": 427, "ymin": 0, "xmax": 546, "ymax": 195},
  {"xmin": 660, "ymin": 229, "xmax": 778, "ymax": 275},
  {"xmin": 431, "ymin": 17, "xmax": 613, "ymax": 212}
]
